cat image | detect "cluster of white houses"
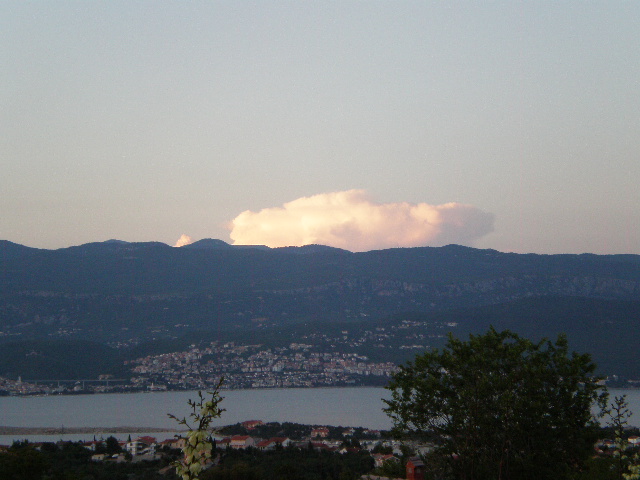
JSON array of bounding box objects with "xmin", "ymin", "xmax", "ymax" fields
[
  {"xmin": 84, "ymin": 434, "xmax": 295, "ymax": 461},
  {"xmin": 77, "ymin": 426, "xmax": 423, "ymax": 470}
]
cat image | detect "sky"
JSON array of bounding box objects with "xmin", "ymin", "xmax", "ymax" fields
[{"xmin": 2, "ymin": 2, "xmax": 639, "ymax": 254}]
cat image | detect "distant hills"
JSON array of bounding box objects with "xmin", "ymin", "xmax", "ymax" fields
[
  {"xmin": 1, "ymin": 239, "xmax": 639, "ymax": 379},
  {"xmin": 2, "ymin": 239, "xmax": 639, "ymax": 297}
]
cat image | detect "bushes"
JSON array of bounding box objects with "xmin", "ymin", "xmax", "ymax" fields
[{"xmin": 201, "ymin": 447, "xmax": 374, "ymax": 480}]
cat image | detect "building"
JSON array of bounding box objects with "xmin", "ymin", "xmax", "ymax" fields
[
  {"xmin": 256, "ymin": 437, "xmax": 291, "ymax": 451},
  {"xmin": 372, "ymin": 453, "xmax": 399, "ymax": 468},
  {"xmin": 406, "ymin": 457, "xmax": 425, "ymax": 480},
  {"xmin": 242, "ymin": 420, "xmax": 264, "ymax": 430},
  {"xmin": 230, "ymin": 435, "xmax": 255, "ymax": 449},
  {"xmin": 125, "ymin": 436, "xmax": 157, "ymax": 456},
  {"xmin": 311, "ymin": 427, "xmax": 330, "ymax": 438}
]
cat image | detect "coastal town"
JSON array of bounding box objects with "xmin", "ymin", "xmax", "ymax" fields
[
  {"xmin": 0, "ymin": 340, "xmax": 397, "ymax": 395},
  {"xmin": 127, "ymin": 340, "xmax": 398, "ymax": 390},
  {"xmin": 0, "ymin": 319, "xmax": 444, "ymax": 395},
  {"xmin": 1, "ymin": 314, "xmax": 635, "ymax": 396},
  {"xmin": 0, "ymin": 342, "xmax": 397, "ymax": 395}
]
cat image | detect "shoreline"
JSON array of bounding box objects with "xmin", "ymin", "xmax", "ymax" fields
[
  {"xmin": 1, "ymin": 383, "xmax": 390, "ymax": 398},
  {"xmin": 0, "ymin": 426, "xmax": 181, "ymax": 435}
]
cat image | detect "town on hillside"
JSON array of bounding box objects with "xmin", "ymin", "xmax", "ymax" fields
[{"xmin": 1, "ymin": 322, "xmax": 422, "ymax": 394}]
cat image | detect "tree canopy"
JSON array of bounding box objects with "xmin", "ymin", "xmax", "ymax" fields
[{"xmin": 384, "ymin": 328, "xmax": 605, "ymax": 480}]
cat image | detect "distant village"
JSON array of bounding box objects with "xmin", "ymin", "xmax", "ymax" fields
[
  {"xmin": 0, "ymin": 420, "xmax": 431, "ymax": 479},
  {"xmin": 1, "ymin": 324, "xmax": 634, "ymax": 396},
  {"xmin": 0, "ymin": 339, "xmax": 397, "ymax": 395},
  {"xmin": 1, "ymin": 419, "xmax": 635, "ymax": 480},
  {"xmin": 1, "ymin": 319, "xmax": 428, "ymax": 395},
  {"xmin": 127, "ymin": 340, "xmax": 398, "ymax": 390}
]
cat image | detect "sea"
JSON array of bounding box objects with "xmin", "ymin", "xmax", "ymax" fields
[
  {"xmin": 0, "ymin": 387, "xmax": 391, "ymax": 444},
  {"xmin": 1, "ymin": 387, "xmax": 638, "ymax": 445}
]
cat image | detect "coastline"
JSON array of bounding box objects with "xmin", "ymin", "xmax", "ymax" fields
[{"xmin": 2, "ymin": 383, "xmax": 390, "ymax": 398}]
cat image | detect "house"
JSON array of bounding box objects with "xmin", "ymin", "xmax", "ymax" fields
[
  {"xmin": 125, "ymin": 436, "xmax": 157, "ymax": 456},
  {"xmin": 256, "ymin": 439, "xmax": 271, "ymax": 450},
  {"xmin": 372, "ymin": 453, "xmax": 399, "ymax": 468},
  {"xmin": 313, "ymin": 441, "xmax": 339, "ymax": 452},
  {"xmin": 406, "ymin": 456, "xmax": 425, "ymax": 480},
  {"xmin": 339, "ymin": 446, "xmax": 361, "ymax": 454},
  {"xmin": 125, "ymin": 440, "xmax": 143, "ymax": 456},
  {"xmin": 137, "ymin": 436, "xmax": 157, "ymax": 446},
  {"xmin": 256, "ymin": 437, "xmax": 291, "ymax": 451},
  {"xmin": 230, "ymin": 435, "xmax": 255, "ymax": 449},
  {"xmin": 158, "ymin": 438, "xmax": 182, "ymax": 450},
  {"xmin": 90, "ymin": 453, "xmax": 126, "ymax": 463},
  {"xmin": 311, "ymin": 427, "xmax": 330, "ymax": 438},
  {"xmin": 82, "ymin": 440, "xmax": 102, "ymax": 452},
  {"xmin": 242, "ymin": 420, "xmax": 264, "ymax": 430}
]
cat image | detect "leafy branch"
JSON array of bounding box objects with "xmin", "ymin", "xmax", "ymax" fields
[{"xmin": 168, "ymin": 377, "xmax": 225, "ymax": 480}]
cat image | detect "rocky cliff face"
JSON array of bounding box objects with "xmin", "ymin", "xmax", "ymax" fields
[{"xmin": 265, "ymin": 274, "xmax": 640, "ymax": 311}]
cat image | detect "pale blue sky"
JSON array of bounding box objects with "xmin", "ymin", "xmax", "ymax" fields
[{"xmin": 2, "ymin": 2, "xmax": 639, "ymax": 253}]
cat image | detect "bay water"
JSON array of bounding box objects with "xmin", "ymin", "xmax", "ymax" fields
[
  {"xmin": 1, "ymin": 387, "xmax": 638, "ymax": 445},
  {"xmin": 0, "ymin": 387, "xmax": 391, "ymax": 444}
]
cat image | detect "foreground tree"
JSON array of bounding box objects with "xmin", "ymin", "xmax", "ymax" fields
[
  {"xmin": 169, "ymin": 377, "xmax": 225, "ymax": 480},
  {"xmin": 602, "ymin": 395, "xmax": 640, "ymax": 480},
  {"xmin": 384, "ymin": 328, "xmax": 605, "ymax": 480},
  {"xmin": 605, "ymin": 395, "xmax": 633, "ymax": 480}
]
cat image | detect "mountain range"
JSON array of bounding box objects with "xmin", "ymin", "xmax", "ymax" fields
[{"xmin": 1, "ymin": 239, "xmax": 639, "ymax": 380}]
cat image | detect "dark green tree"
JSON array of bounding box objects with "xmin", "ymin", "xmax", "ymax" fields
[
  {"xmin": 0, "ymin": 441, "xmax": 48, "ymax": 480},
  {"xmin": 384, "ymin": 328, "xmax": 605, "ymax": 480},
  {"xmin": 105, "ymin": 435, "xmax": 122, "ymax": 455}
]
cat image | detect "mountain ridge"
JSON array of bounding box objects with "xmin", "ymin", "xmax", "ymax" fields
[
  {"xmin": 1, "ymin": 240, "xmax": 640, "ymax": 380},
  {"xmin": 1, "ymin": 239, "xmax": 639, "ymax": 350}
]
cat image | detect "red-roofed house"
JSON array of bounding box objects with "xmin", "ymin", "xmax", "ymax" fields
[
  {"xmin": 82, "ymin": 440, "xmax": 102, "ymax": 452},
  {"xmin": 406, "ymin": 457, "xmax": 425, "ymax": 480},
  {"xmin": 256, "ymin": 437, "xmax": 291, "ymax": 451},
  {"xmin": 158, "ymin": 438, "xmax": 183, "ymax": 449},
  {"xmin": 311, "ymin": 427, "xmax": 329, "ymax": 438},
  {"xmin": 309, "ymin": 441, "xmax": 338, "ymax": 452},
  {"xmin": 125, "ymin": 436, "xmax": 157, "ymax": 456},
  {"xmin": 372, "ymin": 453, "xmax": 399, "ymax": 468},
  {"xmin": 137, "ymin": 436, "xmax": 157, "ymax": 445},
  {"xmin": 230, "ymin": 435, "xmax": 255, "ymax": 449},
  {"xmin": 242, "ymin": 420, "xmax": 264, "ymax": 430}
]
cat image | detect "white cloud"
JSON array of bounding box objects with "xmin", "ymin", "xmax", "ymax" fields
[
  {"xmin": 229, "ymin": 190, "xmax": 494, "ymax": 252},
  {"xmin": 174, "ymin": 234, "xmax": 194, "ymax": 247}
]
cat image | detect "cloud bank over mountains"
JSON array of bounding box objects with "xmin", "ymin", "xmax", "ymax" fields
[{"xmin": 228, "ymin": 190, "xmax": 494, "ymax": 252}]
